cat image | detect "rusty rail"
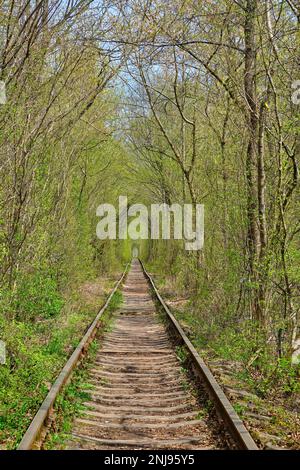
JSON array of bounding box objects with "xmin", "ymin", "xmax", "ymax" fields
[
  {"xmin": 17, "ymin": 264, "xmax": 128, "ymax": 450},
  {"xmin": 140, "ymin": 260, "xmax": 258, "ymax": 451}
]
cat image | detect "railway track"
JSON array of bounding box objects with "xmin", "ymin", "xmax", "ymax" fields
[{"xmin": 18, "ymin": 259, "xmax": 258, "ymax": 451}]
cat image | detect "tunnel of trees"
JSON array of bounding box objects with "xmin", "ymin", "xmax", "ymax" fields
[{"xmin": 0, "ymin": 0, "xmax": 299, "ymax": 449}]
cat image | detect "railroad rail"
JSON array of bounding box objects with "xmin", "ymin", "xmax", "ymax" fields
[
  {"xmin": 18, "ymin": 265, "xmax": 129, "ymax": 450},
  {"xmin": 18, "ymin": 259, "xmax": 258, "ymax": 450}
]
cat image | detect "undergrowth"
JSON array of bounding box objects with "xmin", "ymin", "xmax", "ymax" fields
[
  {"xmin": 173, "ymin": 307, "xmax": 300, "ymax": 398},
  {"xmin": 45, "ymin": 290, "xmax": 122, "ymax": 449},
  {"xmin": 145, "ymin": 262, "xmax": 300, "ymax": 400},
  {"xmin": 0, "ymin": 274, "xmax": 122, "ymax": 449}
]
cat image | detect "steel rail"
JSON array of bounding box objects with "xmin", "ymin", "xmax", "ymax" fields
[
  {"xmin": 140, "ymin": 260, "xmax": 259, "ymax": 451},
  {"xmin": 17, "ymin": 264, "xmax": 129, "ymax": 450}
]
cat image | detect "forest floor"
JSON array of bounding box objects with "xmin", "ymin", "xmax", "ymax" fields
[
  {"xmin": 0, "ymin": 272, "xmax": 121, "ymax": 449},
  {"xmin": 149, "ymin": 272, "xmax": 300, "ymax": 450}
]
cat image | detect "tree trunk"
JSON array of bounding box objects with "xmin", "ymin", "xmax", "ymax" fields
[{"xmin": 244, "ymin": 0, "xmax": 260, "ymax": 322}]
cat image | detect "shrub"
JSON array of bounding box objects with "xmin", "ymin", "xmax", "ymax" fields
[{"xmin": 14, "ymin": 272, "xmax": 64, "ymax": 321}]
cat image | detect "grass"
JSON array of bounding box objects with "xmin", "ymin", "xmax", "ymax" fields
[
  {"xmin": 146, "ymin": 263, "xmax": 300, "ymax": 448},
  {"xmin": 0, "ymin": 276, "xmax": 122, "ymax": 449},
  {"xmin": 44, "ymin": 339, "xmax": 99, "ymax": 450},
  {"xmin": 169, "ymin": 306, "xmax": 300, "ymax": 399},
  {"xmin": 44, "ymin": 289, "xmax": 123, "ymax": 449},
  {"xmin": 176, "ymin": 345, "xmax": 188, "ymax": 363}
]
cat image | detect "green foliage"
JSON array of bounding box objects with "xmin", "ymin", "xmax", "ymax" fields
[
  {"xmin": 0, "ymin": 276, "xmax": 119, "ymax": 448},
  {"xmin": 0, "ymin": 320, "xmax": 62, "ymax": 448},
  {"xmin": 171, "ymin": 304, "xmax": 300, "ymax": 399},
  {"xmin": 108, "ymin": 290, "xmax": 123, "ymax": 312},
  {"xmin": 14, "ymin": 271, "xmax": 64, "ymax": 321},
  {"xmin": 175, "ymin": 345, "xmax": 188, "ymax": 363},
  {"xmin": 0, "ymin": 0, "xmax": 299, "ymax": 450},
  {"xmin": 237, "ymin": 357, "xmax": 300, "ymax": 397}
]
